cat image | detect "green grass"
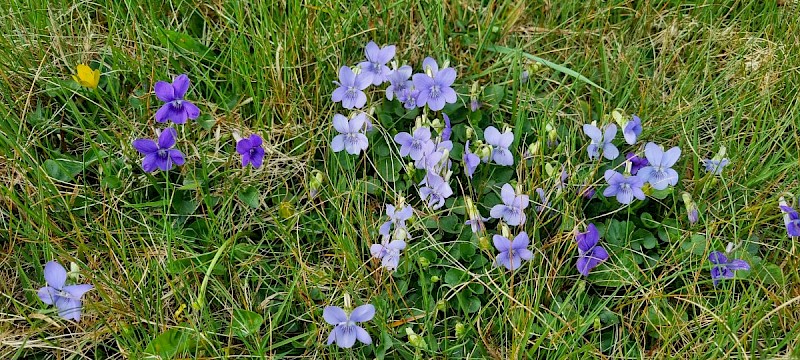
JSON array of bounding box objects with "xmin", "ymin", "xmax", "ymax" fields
[{"xmin": 1, "ymin": 0, "xmax": 800, "ymax": 358}]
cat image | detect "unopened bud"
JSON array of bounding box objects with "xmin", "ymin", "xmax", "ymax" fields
[
  {"xmin": 430, "ymin": 275, "xmax": 440, "ymax": 283},
  {"xmin": 455, "ymin": 322, "xmax": 466, "ymax": 338},
  {"xmin": 418, "ymin": 256, "xmax": 430, "ymax": 268},
  {"xmin": 466, "ymin": 127, "xmax": 475, "ymax": 140}
]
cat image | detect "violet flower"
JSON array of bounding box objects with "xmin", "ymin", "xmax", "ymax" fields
[
  {"xmin": 236, "ymin": 134, "xmax": 265, "ymax": 168},
  {"xmin": 132, "ymin": 128, "xmax": 185, "ymax": 172},
  {"xmin": 395, "ymin": 127, "xmax": 434, "ymax": 161},
  {"xmin": 38, "ymin": 261, "xmax": 93, "ymax": 321},
  {"xmin": 379, "ymin": 204, "xmax": 413, "ymax": 240},
  {"xmin": 332, "ymin": 66, "xmax": 372, "ymax": 109},
  {"xmin": 535, "ymin": 188, "xmax": 549, "ymax": 212},
  {"xmin": 576, "ymin": 224, "xmax": 609, "ymax": 276},
  {"xmin": 638, "ymin": 142, "xmax": 681, "ymax": 190},
  {"xmin": 421, "ymin": 57, "xmax": 439, "ymax": 77},
  {"xmin": 415, "ymin": 140, "xmax": 451, "ymax": 172},
  {"xmin": 579, "ymin": 184, "xmax": 596, "ymax": 199},
  {"xmin": 583, "ymin": 124, "xmax": 619, "ymax": 160},
  {"xmin": 419, "ymin": 173, "xmax": 452, "ymax": 210},
  {"xmin": 626, "ymin": 153, "xmax": 649, "ymax": 175},
  {"xmin": 490, "ymin": 184, "xmax": 529, "ymax": 226},
  {"xmin": 400, "ymin": 87, "xmax": 419, "ymax": 109},
  {"xmin": 386, "ymin": 65, "xmax": 413, "ymax": 101},
  {"xmin": 701, "ymin": 158, "xmax": 729, "ymax": 175},
  {"xmin": 484, "ymin": 126, "xmax": 514, "ymax": 166},
  {"xmin": 463, "ymin": 140, "xmax": 480, "ymax": 178},
  {"xmin": 324, "ymin": 305, "xmax": 374, "ymax": 348},
  {"xmin": 412, "ymin": 64, "xmax": 457, "ymax": 111},
  {"xmin": 331, "ymin": 113, "xmax": 369, "ymax": 155},
  {"xmin": 493, "ymin": 232, "xmax": 532, "ymax": 270},
  {"xmin": 709, "ymin": 251, "xmax": 750, "ymax": 287},
  {"xmin": 603, "ymin": 170, "xmax": 645, "ymax": 205},
  {"xmin": 779, "ymin": 204, "xmax": 800, "ymax": 237},
  {"xmin": 370, "ymin": 239, "xmax": 406, "ymax": 271},
  {"xmin": 441, "ymin": 114, "xmax": 452, "ymax": 141},
  {"xmin": 623, "ymin": 115, "xmax": 642, "ymax": 145},
  {"xmin": 154, "ymin": 74, "xmax": 200, "ymax": 124},
  {"xmin": 358, "ymin": 41, "xmax": 395, "ymax": 85}
]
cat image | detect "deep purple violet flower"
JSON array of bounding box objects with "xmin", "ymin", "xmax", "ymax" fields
[
  {"xmin": 132, "ymin": 128, "xmax": 185, "ymax": 173},
  {"xmin": 331, "ymin": 113, "xmax": 369, "ymax": 155},
  {"xmin": 358, "ymin": 41, "xmax": 395, "ymax": 85},
  {"xmin": 419, "ymin": 173, "xmax": 453, "ymax": 209},
  {"xmin": 626, "ymin": 152, "xmax": 649, "ymax": 175},
  {"xmin": 576, "ymin": 224, "xmax": 609, "ymax": 276},
  {"xmin": 579, "ymin": 183, "xmax": 596, "ymax": 199},
  {"xmin": 490, "ymin": 184, "xmax": 529, "ymax": 226},
  {"xmin": 154, "ymin": 74, "xmax": 200, "ymax": 124},
  {"xmin": 324, "ymin": 305, "xmax": 374, "ymax": 348},
  {"xmin": 395, "ymin": 127, "xmax": 434, "ymax": 161},
  {"xmin": 603, "ymin": 170, "xmax": 645, "ymax": 205},
  {"xmin": 623, "ymin": 115, "xmax": 643, "ymax": 145},
  {"xmin": 386, "ymin": 65, "xmax": 413, "ymax": 101},
  {"xmin": 371, "ymin": 239, "xmax": 406, "ymax": 270},
  {"xmin": 332, "ymin": 66, "xmax": 372, "ymax": 109},
  {"xmin": 493, "ymin": 232, "xmax": 532, "ymax": 270},
  {"xmin": 484, "ymin": 126, "xmax": 514, "ymax": 166},
  {"xmin": 236, "ymin": 134, "xmax": 265, "ymax": 168},
  {"xmin": 638, "ymin": 142, "xmax": 681, "ymax": 190},
  {"xmin": 38, "ymin": 261, "xmax": 93, "ymax": 321},
  {"xmin": 583, "ymin": 123, "xmax": 619, "ymax": 160},
  {"xmin": 709, "ymin": 251, "xmax": 750, "ymax": 287},
  {"xmin": 779, "ymin": 204, "xmax": 800, "ymax": 237},
  {"xmin": 412, "ymin": 63, "xmax": 457, "ymax": 111},
  {"xmin": 463, "ymin": 140, "xmax": 480, "ymax": 178}
]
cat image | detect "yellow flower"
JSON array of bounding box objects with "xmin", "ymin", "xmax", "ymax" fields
[{"xmin": 72, "ymin": 64, "xmax": 100, "ymax": 89}]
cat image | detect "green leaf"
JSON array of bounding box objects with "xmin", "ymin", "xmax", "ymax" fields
[
  {"xmin": 482, "ymin": 84, "xmax": 506, "ymax": 108},
  {"xmin": 238, "ymin": 186, "xmax": 260, "ymax": 208},
  {"xmin": 440, "ymin": 215, "xmax": 461, "ymax": 234},
  {"xmin": 680, "ymin": 235, "xmax": 706, "ymax": 255},
  {"xmin": 196, "ymin": 113, "xmax": 216, "ymax": 130},
  {"xmin": 588, "ymin": 251, "xmax": 641, "ymax": 287},
  {"xmin": 486, "ymin": 45, "xmax": 611, "ymax": 94},
  {"xmin": 232, "ymin": 309, "xmax": 264, "ymax": 338},
  {"xmin": 756, "ymin": 263, "xmax": 783, "ymax": 285},
  {"xmin": 650, "ymin": 187, "xmax": 672, "ymax": 200},
  {"xmin": 160, "ymin": 28, "xmax": 216, "ymax": 60},
  {"xmin": 444, "ymin": 268, "xmax": 466, "ymax": 286},
  {"xmin": 632, "ymin": 229, "xmax": 657, "ymax": 250},
  {"xmin": 144, "ymin": 327, "xmax": 196, "ymax": 359},
  {"xmin": 173, "ymin": 190, "xmax": 198, "ymax": 216},
  {"xmin": 43, "ymin": 159, "xmax": 83, "ymax": 182},
  {"xmin": 605, "ymin": 219, "xmax": 630, "ymax": 245},
  {"xmin": 640, "ymin": 212, "xmax": 659, "ymax": 229}
]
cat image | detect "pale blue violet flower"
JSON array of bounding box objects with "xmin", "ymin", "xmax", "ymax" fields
[
  {"xmin": 379, "ymin": 204, "xmax": 413, "ymax": 240},
  {"xmin": 709, "ymin": 251, "xmax": 750, "ymax": 287},
  {"xmin": 415, "ymin": 140, "xmax": 451, "ymax": 171},
  {"xmin": 419, "ymin": 173, "xmax": 453, "ymax": 210},
  {"xmin": 38, "ymin": 261, "xmax": 93, "ymax": 321},
  {"xmin": 490, "ymin": 184, "xmax": 529, "ymax": 226},
  {"xmin": 701, "ymin": 158, "xmax": 729, "ymax": 175},
  {"xmin": 535, "ymin": 188, "xmax": 549, "ymax": 212},
  {"xmin": 385, "ymin": 65, "xmax": 413, "ymax": 101},
  {"xmin": 493, "ymin": 232, "xmax": 532, "ymax": 270},
  {"xmin": 358, "ymin": 41, "xmax": 395, "ymax": 85},
  {"xmin": 583, "ymin": 123, "xmax": 619, "ymax": 160},
  {"xmin": 623, "ymin": 115, "xmax": 642, "ymax": 145},
  {"xmin": 576, "ymin": 224, "xmax": 609, "ymax": 276},
  {"xmin": 324, "ymin": 305, "xmax": 374, "ymax": 348},
  {"xmin": 603, "ymin": 170, "xmax": 645, "ymax": 205},
  {"xmin": 412, "ymin": 62, "xmax": 457, "ymax": 111},
  {"xmin": 370, "ymin": 239, "xmax": 406, "ymax": 271},
  {"xmin": 638, "ymin": 142, "xmax": 681, "ymax": 190},
  {"xmin": 441, "ymin": 114, "xmax": 452, "ymax": 141},
  {"xmin": 463, "ymin": 140, "xmax": 480, "ymax": 178},
  {"xmin": 395, "ymin": 127, "xmax": 434, "ymax": 161},
  {"xmin": 484, "ymin": 126, "xmax": 514, "ymax": 166},
  {"xmin": 332, "ymin": 66, "xmax": 372, "ymax": 109},
  {"xmin": 331, "ymin": 113, "xmax": 369, "ymax": 155}
]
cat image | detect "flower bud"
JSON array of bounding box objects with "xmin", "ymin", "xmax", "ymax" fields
[
  {"xmin": 466, "ymin": 127, "xmax": 475, "ymax": 140},
  {"xmin": 232, "ymin": 130, "xmax": 243, "ymax": 142},
  {"xmin": 279, "ymin": 201, "xmax": 294, "ymax": 219},
  {"xmin": 455, "ymin": 322, "xmax": 466, "ymax": 338},
  {"xmin": 477, "ymin": 145, "xmax": 492, "ymax": 160},
  {"xmin": 478, "ymin": 236, "xmax": 491, "ymax": 251},
  {"xmin": 520, "ymin": 70, "xmax": 530, "ymax": 84},
  {"xmin": 393, "ymin": 227, "xmax": 408, "ymax": 241},
  {"xmin": 594, "ymin": 317, "xmax": 601, "ymax": 331},
  {"xmin": 406, "ymin": 327, "xmax": 428, "ymax": 350},
  {"xmin": 418, "ymin": 256, "xmax": 430, "ymax": 268},
  {"xmin": 681, "ymin": 192, "xmax": 698, "ymax": 224},
  {"xmin": 611, "ymin": 108, "xmax": 625, "ymax": 128},
  {"xmin": 501, "ymin": 223, "xmax": 511, "ymax": 238},
  {"xmin": 430, "ymin": 275, "xmax": 440, "ymax": 283},
  {"xmin": 435, "ymin": 300, "xmax": 446, "ymax": 311}
]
